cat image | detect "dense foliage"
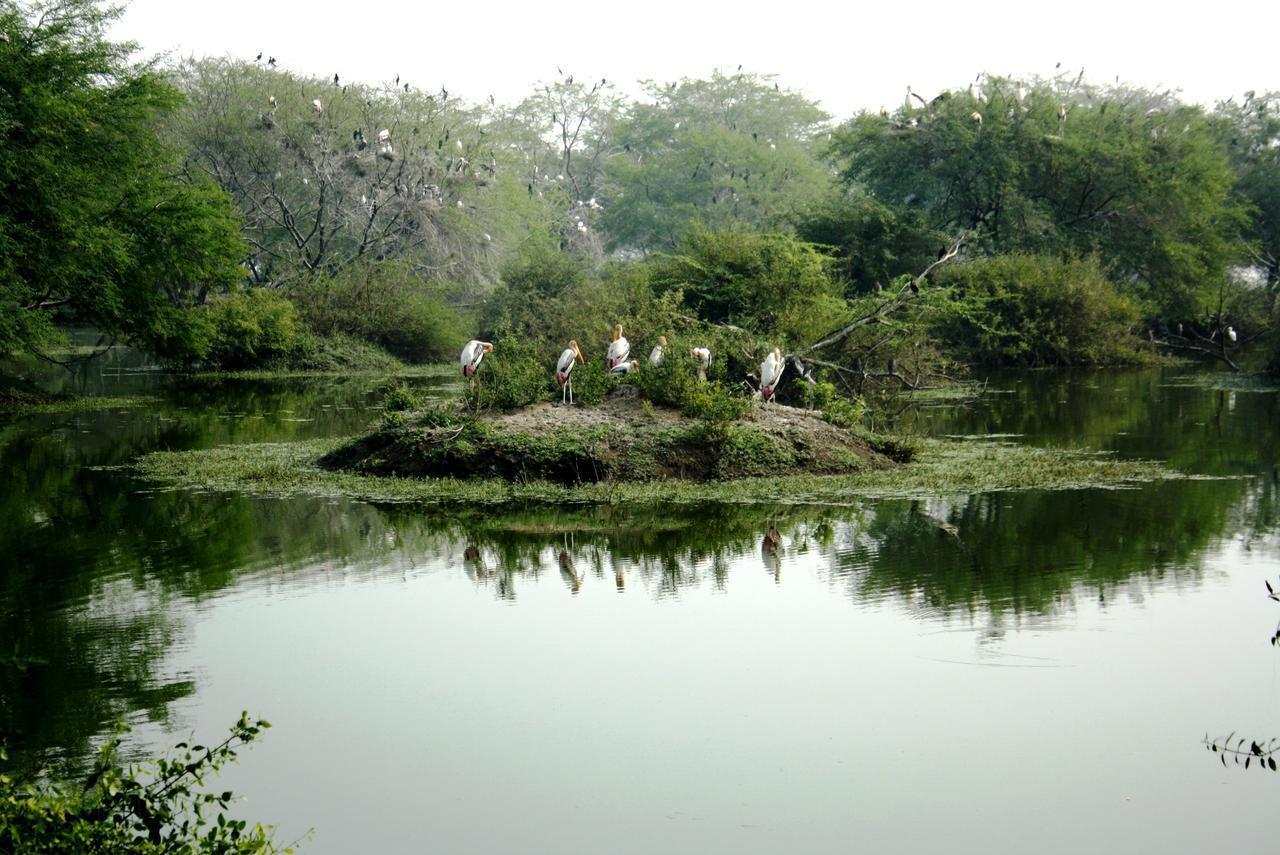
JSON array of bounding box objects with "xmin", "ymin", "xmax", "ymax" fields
[
  {"xmin": 0, "ymin": 0, "xmax": 245, "ymax": 361},
  {"xmin": 3, "ymin": 0, "xmax": 1279, "ymax": 382},
  {"xmin": 933, "ymin": 254, "xmax": 1147, "ymax": 366},
  {"xmin": 0, "ymin": 713, "xmax": 287, "ymax": 853}
]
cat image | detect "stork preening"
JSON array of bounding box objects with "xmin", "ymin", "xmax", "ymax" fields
[
  {"xmin": 649, "ymin": 335, "xmax": 668, "ymax": 367},
  {"xmin": 610, "ymin": 359, "xmax": 640, "ymax": 375},
  {"xmin": 759, "ymin": 347, "xmax": 785, "ymax": 401},
  {"xmin": 607, "ymin": 324, "xmax": 630, "ymax": 369},
  {"xmin": 691, "ymin": 347, "xmax": 712, "ymax": 382},
  {"xmin": 460, "ymin": 339, "xmax": 493, "ymax": 386},
  {"xmin": 555, "ymin": 340, "xmax": 586, "ymax": 405}
]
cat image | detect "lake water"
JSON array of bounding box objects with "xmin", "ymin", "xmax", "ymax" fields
[{"xmin": 2, "ymin": 360, "xmax": 1278, "ymax": 853}]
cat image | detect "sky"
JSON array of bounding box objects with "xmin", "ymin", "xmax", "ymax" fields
[{"xmin": 113, "ymin": 0, "xmax": 1280, "ymax": 118}]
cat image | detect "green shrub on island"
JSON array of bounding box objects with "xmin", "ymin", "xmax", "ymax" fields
[{"xmin": 462, "ymin": 331, "xmax": 547, "ymax": 412}]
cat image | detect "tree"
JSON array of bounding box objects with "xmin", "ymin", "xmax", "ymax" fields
[
  {"xmin": 599, "ymin": 71, "xmax": 832, "ymax": 252},
  {"xmin": 169, "ymin": 58, "xmax": 510, "ymax": 291},
  {"xmin": 0, "ymin": 0, "xmax": 245, "ymax": 361},
  {"xmin": 825, "ymin": 76, "xmax": 1245, "ymax": 318},
  {"xmin": 1213, "ymin": 90, "xmax": 1280, "ymax": 291}
]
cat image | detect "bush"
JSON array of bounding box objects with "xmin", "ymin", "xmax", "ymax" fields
[
  {"xmin": 715, "ymin": 426, "xmax": 794, "ymax": 478},
  {"xmin": 295, "ymin": 262, "xmax": 464, "ymax": 363},
  {"xmin": 644, "ymin": 228, "xmax": 841, "ymax": 338},
  {"xmin": 463, "ymin": 331, "xmax": 548, "ymax": 412},
  {"xmin": 933, "ymin": 254, "xmax": 1146, "ymax": 366},
  {"xmin": 201, "ymin": 290, "xmax": 303, "ymax": 369},
  {"xmin": 383, "ymin": 384, "xmax": 421, "ymax": 412},
  {"xmin": 0, "ymin": 714, "xmax": 284, "ymax": 854}
]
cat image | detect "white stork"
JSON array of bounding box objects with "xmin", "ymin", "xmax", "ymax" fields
[
  {"xmin": 555, "ymin": 340, "xmax": 586, "ymax": 405},
  {"xmin": 607, "ymin": 323, "xmax": 630, "ymax": 369}
]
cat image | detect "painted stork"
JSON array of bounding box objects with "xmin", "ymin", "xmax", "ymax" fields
[
  {"xmin": 760, "ymin": 347, "xmax": 785, "ymax": 401},
  {"xmin": 607, "ymin": 324, "xmax": 630, "ymax": 368},
  {"xmin": 555, "ymin": 340, "xmax": 586, "ymax": 405},
  {"xmin": 610, "ymin": 359, "xmax": 639, "ymax": 375},
  {"xmin": 691, "ymin": 347, "xmax": 712, "ymax": 382},
  {"xmin": 649, "ymin": 335, "xmax": 668, "ymax": 367},
  {"xmin": 460, "ymin": 339, "xmax": 493, "ymax": 385}
]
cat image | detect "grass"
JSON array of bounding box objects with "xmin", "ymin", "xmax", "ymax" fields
[
  {"xmin": 188, "ymin": 364, "xmax": 456, "ymax": 381},
  {"xmin": 131, "ymin": 435, "xmax": 1183, "ymax": 507},
  {"xmin": 3, "ymin": 395, "xmax": 162, "ymax": 415}
]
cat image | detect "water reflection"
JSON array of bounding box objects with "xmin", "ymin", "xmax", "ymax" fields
[{"xmin": 2, "ymin": 364, "xmax": 1279, "ymax": 793}]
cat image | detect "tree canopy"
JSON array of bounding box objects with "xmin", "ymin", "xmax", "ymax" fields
[
  {"xmin": 0, "ymin": 0, "xmax": 245, "ymax": 360},
  {"xmin": 824, "ymin": 76, "xmax": 1244, "ymax": 318}
]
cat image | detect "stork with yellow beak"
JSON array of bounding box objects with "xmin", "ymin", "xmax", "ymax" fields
[
  {"xmin": 460, "ymin": 340, "xmax": 494, "ymax": 387},
  {"xmin": 555, "ymin": 340, "xmax": 586, "ymax": 405},
  {"xmin": 649, "ymin": 335, "xmax": 668, "ymax": 367},
  {"xmin": 607, "ymin": 323, "xmax": 630, "ymax": 369},
  {"xmin": 691, "ymin": 347, "xmax": 712, "ymax": 382},
  {"xmin": 760, "ymin": 347, "xmax": 785, "ymax": 402}
]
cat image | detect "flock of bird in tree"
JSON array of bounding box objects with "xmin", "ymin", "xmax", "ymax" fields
[{"xmin": 459, "ymin": 328, "xmax": 786, "ymax": 406}]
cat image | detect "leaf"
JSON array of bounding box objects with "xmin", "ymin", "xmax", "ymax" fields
[{"xmin": 1269, "ymin": 757, "xmax": 1277, "ymax": 771}]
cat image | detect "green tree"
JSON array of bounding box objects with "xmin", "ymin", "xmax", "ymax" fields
[
  {"xmin": 600, "ymin": 71, "xmax": 832, "ymax": 252},
  {"xmin": 644, "ymin": 228, "xmax": 842, "ymax": 343},
  {"xmin": 1213, "ymin": 91, "xmax": 1280, "ymax": 290},
  {"xmin": 0, "ymin": 0, "xmax": 245, "ymax": 361},
  {"xmin": 826, "ymin": 76, "xmax": 1245, "ymax": 318}
]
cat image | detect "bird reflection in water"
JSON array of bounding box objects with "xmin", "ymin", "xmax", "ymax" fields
[
  {"xmin": 762, "ymin": 526, "xmax": 782, "ymax": 583},
  {"xmin": 463, "ymin": 545, "xmax": 515, "ymax": 600},
  {"xmin": 463, "ymin": 545, "xmax": 489, "ymax": 583},
  {"xmin": 559, "ymin": 549, "xmax": 584, "ymax": 594}
]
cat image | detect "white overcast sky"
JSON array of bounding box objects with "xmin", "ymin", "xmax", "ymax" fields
[{"xmin": 114, "ymin": 0, "xmax": 1278, "ymax": 118}]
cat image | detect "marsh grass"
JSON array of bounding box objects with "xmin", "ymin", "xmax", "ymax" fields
[
  {"xmin": 132, "ymin": 437, "xmax": 1183, "ymax": 506},
  {"xmin": 4, "ymin": 395, "xmax": 162, "ymax": 414}
]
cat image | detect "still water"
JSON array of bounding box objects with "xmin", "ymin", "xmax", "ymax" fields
[{"xmin": 2, "ymin": 359, "xmax": 1279, "ymax": 853}]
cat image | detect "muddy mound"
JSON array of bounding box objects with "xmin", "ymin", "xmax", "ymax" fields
[{"xmin": 322, "ymin": 395, "xmax": 900, "ymax": 485}]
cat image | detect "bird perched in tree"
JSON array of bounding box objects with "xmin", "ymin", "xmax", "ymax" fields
[
  {"xmin": 377, "ymin": 128, "xmax": 391, "ymax": 143},
  {"xmin": 1227, "ymin": 326, "xmax": 1238, "ymax": 342},
  {"xmin": 460, "ymin": 339, "xmax": 493, "ymax": 384},
  {"xmin": 255, "ymin": 51, "xmax": 262, "ymax": 61},
  {"xmin": 607, "ymin": 324, "xmax": 630, "ymax": 369},
  {"xmin": 267, "ymin": 56, "xmax": 276, "ymax": 67},
  {"xmin": 970, "ymin": 111, "xmax": 983, "ymax": 124},
  {"xmin": 555, "ymin": 340, "xmax": 586, "ymax": 405},
  {"xmin": 649, "ymin": 335, "xmax": 668, "ymax": 367},
  {"xmin": 610, "ymin": 359, "xmax": 639, "ymax": 375},
  {"xmin": 759, "ymin": 348, "xmax": 785, "ymax": 402},
  {"xmin": 333, "ymin": 73, "xmax": 339, "ymax": 86},
  {"xmin": 312, "ymin": 99, "xmax": 323, "ymax": 114},
  {"xmin": 691, "ymin": 347, "xmax": 712, "ymax": 381}
]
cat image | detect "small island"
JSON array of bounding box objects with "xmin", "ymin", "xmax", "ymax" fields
[{"xmin": 321, "ymin": 391, "xmax": 903, "ymax": 484}]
